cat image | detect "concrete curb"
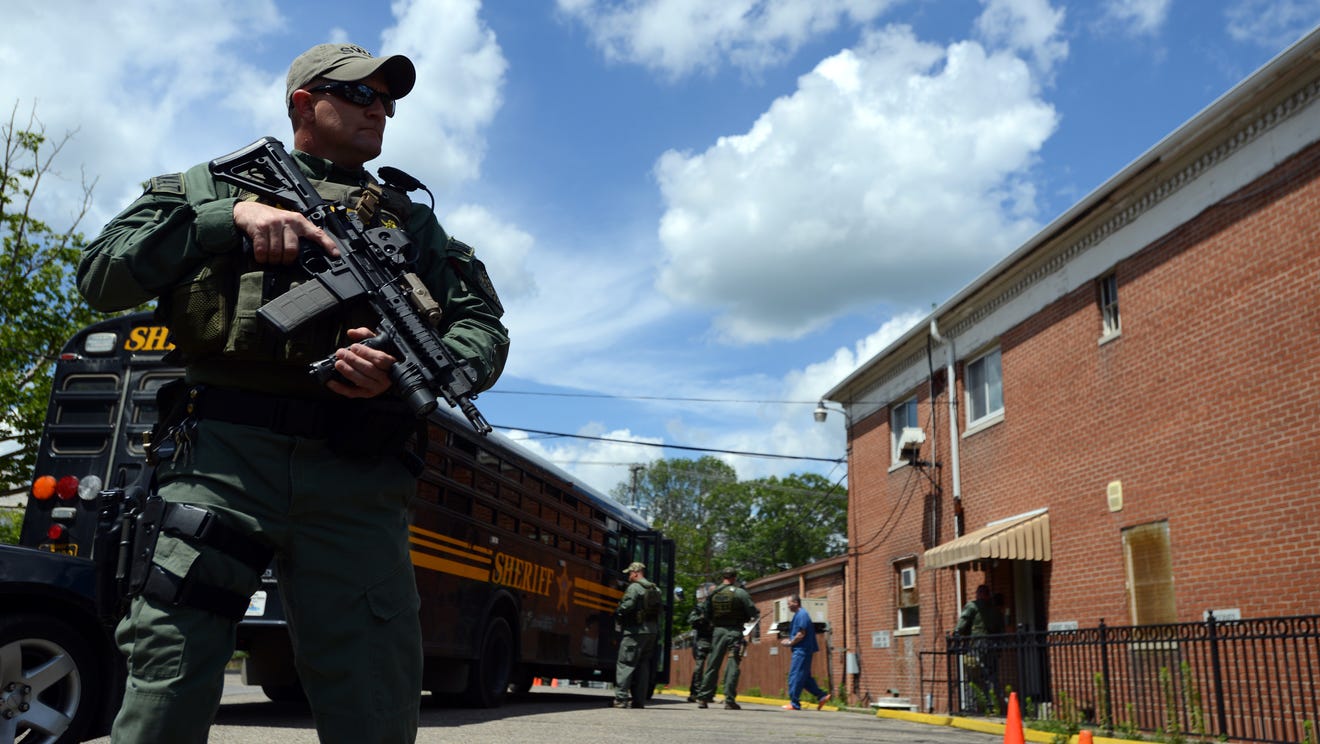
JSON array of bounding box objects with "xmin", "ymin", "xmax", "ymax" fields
[
  {"xmin": 659, "ymin": 686, "xmax": 1142, "ymax": 743},
  {"xmin": 658, "ymin": 688, "xmax": 838, "ymax": 711},
  {"xmin": 874, "ymin": 709, "xmax": 1146, "ymax": 744}
]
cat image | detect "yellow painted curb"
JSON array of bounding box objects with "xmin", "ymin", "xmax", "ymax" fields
[
  {"xmin": 657, "ymin": 688, "xmax": 837, "ymax": 711},
  {"xmin": 874, "ymin": 709, "xmax": 952, "ymax": 726},
  {"xmin": 871, "ymin": 707, "xmax": 1146, "ymax": 744},
  {"xmin": 950, "ymin": 717, "xmax": 1008, "ymax": 736}
]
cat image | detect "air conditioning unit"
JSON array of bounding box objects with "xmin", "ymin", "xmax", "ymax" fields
[
  {"xmin": 773, "ymin": 599, "xmax": 791, "ymax": 626},
  {"xmin": 898, "ymin": 427, "xmax": 926, "ymax": 462},
  {"xmin": 900, "ymin": 566, "xmax": 917, "ymax": 590}
]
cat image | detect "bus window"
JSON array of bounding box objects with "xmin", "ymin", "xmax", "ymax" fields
[
  {"xmin": 56, "ymin": 401, "xmax": 114, "ymax": 426},
  {"xmin": 450, "ymin": 462, "xmax": 474, "ymax": 487},
  {"xmin": 473, "ymin": 501, "xmax": 494, "ymax": 525},
  {"xmin": 520, "ymin": 495, "xmax": 540, "ymax": 518},
  {"xmin": 50, "ymin": 433, "xmax": 110, "ymax": 456},
  {"xmin": 417, "ymin": 482, "xmax": 441, "ymax": 504},
  {"xmin": 444, "ymin": 490, "xmax": 469, "ymax": 515},
  {"xmin": 62, "ymin": 374, "xmax": 119, "ymax": 392}
]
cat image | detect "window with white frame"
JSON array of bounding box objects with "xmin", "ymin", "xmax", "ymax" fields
[
  {"xmin": 966, "ymin": 348, "xmax": 1003, "ymax": 426},
  {"xmin": 1099, "ymin": 273, "xmax": 1120, "ymax": 337},
  {"xmin": 890, "ymin": 397, "xmax": 919, "ymax": 464},
  {"xmin": 896, "ymin": 560, "xmax": 919, "ymax": 632}
]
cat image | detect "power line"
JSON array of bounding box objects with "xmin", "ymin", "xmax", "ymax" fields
[
  {"xmin": 488, "ymin": 390, "xmax": 823, "ymax": 405},
  {"xmin": 494, "ymin": 425, "xmax": 845, "ymax": 463}
]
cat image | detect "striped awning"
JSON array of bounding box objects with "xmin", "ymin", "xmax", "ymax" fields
[{"xmin": 924, "ymin": 510, "xmax": 1051, "ymax": 569}]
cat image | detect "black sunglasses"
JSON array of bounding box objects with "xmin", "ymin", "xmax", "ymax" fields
[{"xmin": 307, "ymin": 82, "xmax": 396, "ymax": 117}]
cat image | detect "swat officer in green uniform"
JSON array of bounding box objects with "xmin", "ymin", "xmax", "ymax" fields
[
  {"xmin": 77, "ymin": 42, "xmax": 508, "ymax": 744},
  {"xmin": 612, "ymin": 561, "xmax": 662, "ymax": 708},
  {"xmin": 685, "ymin": 582, "xmax": 715, "ymax": 702},
  {"xmin": 695, "ymin": 567, "xmax": 758, "ymax": 710}
]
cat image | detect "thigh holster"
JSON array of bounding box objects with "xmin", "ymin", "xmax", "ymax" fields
[{"xmin": 128, "ymin": 496, "xmax": 274, "ymax": 621}]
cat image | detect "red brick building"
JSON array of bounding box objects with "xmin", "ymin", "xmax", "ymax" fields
[{"xmin": 821, "ymin": 29, "xmax": 1320, "ymax": 711}]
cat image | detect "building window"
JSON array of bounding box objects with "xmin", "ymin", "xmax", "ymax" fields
[
  {"xmin": 890, "ymin": 397, "xmax": 919, "ymax": 465},
  {"xmin": 1122, "ymin": 521, "xmax": 1176, "ymax": 625},
  {"xmin": 1099, "ymin": 273, "xmax": 1120, "ymax": 337},
  {"xmin": 896, "ymin": 560, "xmax": 919, "ymax": 632},
  {"xmin": 966, "ymin": 348, "xmax": 1003, "ymax": 426}
]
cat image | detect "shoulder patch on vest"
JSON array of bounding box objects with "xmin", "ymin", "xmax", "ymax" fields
[
  {"xmin": 445, "ymin": 238, "xmax": 504, "ymax": 317},
  {"xmin": 144, "ymin": 173, "xmax": 186, "ymax": 196}
]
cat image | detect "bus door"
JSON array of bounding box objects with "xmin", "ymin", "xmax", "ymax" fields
[
  {"xmin": 21, "ymin": 313, "xmax": 179, "ymax": 557},
  {"xmin": 621, "ymin": 531, "xmax": 677, "ymax": 683}
]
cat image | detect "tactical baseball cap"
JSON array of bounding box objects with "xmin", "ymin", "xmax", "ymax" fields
[
  {"xmin": 721, "ymin": 567, "xmax": 737, "ymax": 579},
  {"xmin": 286, "ymin": 43, "xmax": 416, "ymax": 108},
  {"xmin": 626, "ymin": 562, "xmax": 646, "ymax": 574}
]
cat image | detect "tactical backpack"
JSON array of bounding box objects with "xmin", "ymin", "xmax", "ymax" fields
[{"xmin": 641, "ymin": 581, "xmax": 662, "ymax": 621}]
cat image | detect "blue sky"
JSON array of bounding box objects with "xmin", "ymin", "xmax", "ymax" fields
[{"xmin": 3, "ymin": 0, "xmax": 1317, "ymax": 496}]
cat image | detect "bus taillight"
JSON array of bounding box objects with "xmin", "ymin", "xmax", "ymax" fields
[
  {"xmin": 32, "ymin": 475, "xmax": 56, "ymax": 500},
  {"xmin": 55, "ymin": 476, "xmax": 80, "ymax": 501},
  {"xmin": 31, "ymin": 474, "xmax": 104, "ymax": 502},
  {"xmin": 78, "ymin": 475, "xmax": 104, "ymax": 501}
]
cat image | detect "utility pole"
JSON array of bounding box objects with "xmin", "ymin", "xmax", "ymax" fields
[{"xmin": 628, "ymin": 463, "xmax": 645, "ymax": 508}]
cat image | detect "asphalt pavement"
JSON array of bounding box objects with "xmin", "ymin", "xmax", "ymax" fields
[{"xmin": 82, "ymin": 674, "xmax": 1015, "ymax": 744}]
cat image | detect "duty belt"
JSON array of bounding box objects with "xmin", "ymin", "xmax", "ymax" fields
[{"xmin": 190, "ymin": 385, "xmax": 336, "ymax": 439}]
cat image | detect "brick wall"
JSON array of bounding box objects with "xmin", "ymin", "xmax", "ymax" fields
[{"xmin": 841, "ymin": 139, "xmax": 1320, "ymax": 708}]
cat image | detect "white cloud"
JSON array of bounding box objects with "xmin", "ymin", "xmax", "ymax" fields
[
  {"xmin": 653, "ymin": 23, "xmax": 1058, "ymax": 343},
  {"xmin": 539, "ymin": 309, "xmax": 924, "ymax": 493},
  {"xmin": 0, "ymin": 1, "xmax": 288, "ymax": 227},
  {"xmin": 974, "ymin": 0, "xmax": 1069, "ymax": 78},
  {"xmin": 504, "ymin": 425, "xmax": 666, "ymax": 497},
  {"xmin": 443, "ymin": 204, "xmax": 538, "ymax": 304},
  {"xmin": 1099, "ymin": 0, "xmax": 1172, "ymax": 36},
  {"xmin": 0, "ymin": 0, "xmax": 505, "ymax": 232},
  {"xmin": 381, "ymin": 0, "xmax": 507, "ymax": 196},
  {"xmin": 556, "ymin": 0, "xmax": 895, "ymax": 78},
  {"xmin": 1225, "ymin": 0, "xmax": 1320, "ymax": 50}
]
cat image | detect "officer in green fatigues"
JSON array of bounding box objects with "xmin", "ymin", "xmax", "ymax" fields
[
  {"xmin": 696, "ymin": 568, "xmax": 758, "ymax": 710},
  {"xmin": 612, "ymin": 561, "xmax": 662, "ymax": 708},
  {"xmin": 685, "ymin": 582, "xmax": 715, "ymax": 702},
  {"xmin": 77, "ymin": 43, "xmax": 508, "ymax": 744}
]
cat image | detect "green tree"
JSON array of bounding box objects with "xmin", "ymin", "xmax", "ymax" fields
[
  {"xmin": 722, "ymin": 472, "xmax": 847, "ymax": 577},
  {"xmin": 612, "ymin": 457, "xmax": 746, "ymax": 631},
  {"xmin": 612, "ymin": 458, "xmax": 847, "ymax": 633},
  {"xmin": 0, "ymin": 104, "xmax": 103, "ymax": 494}
]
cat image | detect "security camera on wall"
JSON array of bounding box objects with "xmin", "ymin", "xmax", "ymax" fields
[{"xmin": 898, "ymin": 427, "xmax": 926, "ymax": 464}]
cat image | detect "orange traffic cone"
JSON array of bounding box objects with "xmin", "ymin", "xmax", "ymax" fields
[
  {"xmin": 533, "ymin": 678, "xmax": 542, "ymax": 687},
  {"xmin": 551, "ymin": 678, "xmax": 559, "ymax": 687},
  {"xmin": 1078, "ymin": 731, "xmax": 1094, "ymax": 744},
  {"xmin": 1003, "ymin": 692, "xmax": 1024, "ymax": 744}
]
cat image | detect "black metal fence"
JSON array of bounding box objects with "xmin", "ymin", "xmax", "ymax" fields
[{"xmin": 939, "ymin": 614, "xmax": 1320, "ymax": 744}]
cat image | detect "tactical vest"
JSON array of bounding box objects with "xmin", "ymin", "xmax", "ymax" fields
[
  {"xmin": 640, "ymin": 580, "xmax": 662, "ymax": 622},
  {"xmin": 709, "ymin": 585, "xmax": 741, "ymax": 625},
  {"xmin": 161, "ymin": 171, "xmax": 413, "ymax": 366}
]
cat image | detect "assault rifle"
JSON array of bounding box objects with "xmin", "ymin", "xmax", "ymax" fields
[{"xmin": 208, "ymin": 136, "xmax": 491, "ymax": 434}]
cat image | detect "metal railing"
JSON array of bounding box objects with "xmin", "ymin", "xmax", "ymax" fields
[{"xmin": 941, "ymin": 614, "xmax": 1320, "ymax": 744}]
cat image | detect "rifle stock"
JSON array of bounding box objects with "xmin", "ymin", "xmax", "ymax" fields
[{"xmin": 208, "ymin": 137, "xmax": 492, "ymax": 434}]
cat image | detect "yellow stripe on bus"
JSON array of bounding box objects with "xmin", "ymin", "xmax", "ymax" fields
[
  {"xmin": 410, "ymin": 550, "xmax": 492, "ymax": 582},
  {"xmin": 409, "ymin": 524, "xmax": 492, "ymax": 555},
  {"xmin": 574, "ymin": 576, "xmax": 624, "ymax": 600},
  {"xmin": 573, "ymin": 595, "xmax": 617, "ymax": 613},
  {"xmin": 408, "ymin": 535, "xmax": 492, "ymax": 566}
]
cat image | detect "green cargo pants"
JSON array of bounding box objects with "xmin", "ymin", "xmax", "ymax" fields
[
  {"xmin": 111, "ymin": 418, "xmax": 421, "ymax": 744},
  {"xmin": 698, "ymin": 625, "xmax": 744, "ymax": 702},
  {"xmin": 614, "ymin": 632, "xmax": 657, "ymax": 703}
]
